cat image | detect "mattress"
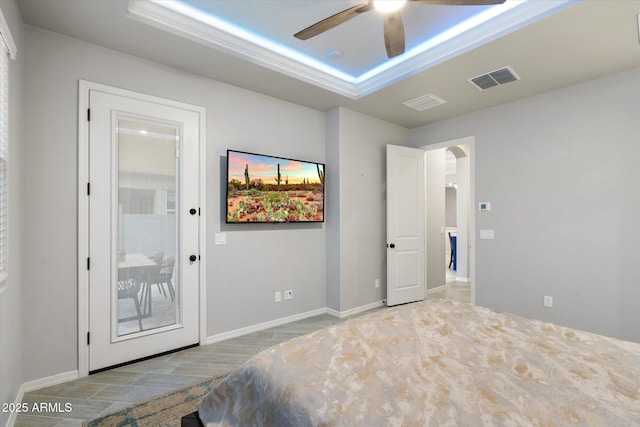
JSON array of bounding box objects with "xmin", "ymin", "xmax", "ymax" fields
[{"xmin": 198, "ymin": 300, "xmax": 640, "ymax": 426}]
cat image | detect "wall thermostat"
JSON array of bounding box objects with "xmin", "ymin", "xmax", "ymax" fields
[{"xmin": 479, "ymin": 202, "xmax": 491, "ymax": 211}]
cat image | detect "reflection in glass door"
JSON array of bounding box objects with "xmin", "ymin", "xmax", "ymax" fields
[{"xmin": 115, "ymin": 117, "xmax": 180, "ymax": 337}]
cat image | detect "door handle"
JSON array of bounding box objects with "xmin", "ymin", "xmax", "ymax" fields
[
  {"xmin": 387, "ymin": 243, "xmax": 395, "ymax": 249},
  {"xmin": 189, "ymin": 255, "xmax": 197, "ymax": 262}
]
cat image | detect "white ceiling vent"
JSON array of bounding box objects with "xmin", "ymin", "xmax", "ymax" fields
[
  {"xmin": 403, "ymin": 93, "xmax": 447, "ymax": 111},
  {"xmin": 469, "ymin": 66, "xmax": 520, "ymax": 90}
]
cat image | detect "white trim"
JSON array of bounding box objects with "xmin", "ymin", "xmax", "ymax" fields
[
  {"xmin": 77, "ymin": 80, "xmax": 90, "ymax": 378},
  {"xmin": 204, "ymin": 308, "xmax": 327, "ymax": 345},
  {"xmin": 0, "ymin": 8, "xmax": 17, "ymax": 60},
  {"xmin": 126, "ymin": 0, "xmax": 359, "ymax": 98},
  {"xmin": 468, "ymin": 140, "xmax": 476, "ymax": 305},
  {"xmin": 455, "ymin": 276, "xmax": 470, "ymax": 283},
  {"xmin": 7, "ymin": 370, "xmax": 78, "ymax": 426},
  {"xmin": 198, "ymin": 100, "xmax": 207, "ymax": 347},
  {"xmin": 326, "ymin": 300, "xmax": 386, "ymax": 319},
  {"xmin": 426, "ymin": 284, "xmax": 448, "ymax": 295},
  {"xmin": 5, "ymin": 384, "xmax": 24, "ymax": 427},
  {"xmin": 22, "ymin": 370, "xmax": 79, "ymax": 393},
  {"xmin": 77, "ymin": 80, "xmax": 207, "ymax": 377},
  {"xmin": 205, "ymin": 300, "xmax": 385, "ymax": 344},
  {"xmin": 127, "ymin": 0, "xmax": 574, "ymax": 99}
]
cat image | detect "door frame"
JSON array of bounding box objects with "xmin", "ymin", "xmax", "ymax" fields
[
  {"xmin": 420, "ymin": 136, "xmax": 476, "ymax": 304},
  {"xmin": 77, "ymin": 80, "xmax": 207, "ymax": 377}
]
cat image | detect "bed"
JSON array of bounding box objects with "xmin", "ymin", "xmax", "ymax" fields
[{"xmin": 196, "ymin": 300, "xmax": 640, "ymax": 426}]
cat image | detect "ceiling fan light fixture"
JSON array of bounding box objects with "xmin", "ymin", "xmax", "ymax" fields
[{"xmin": 374, "ymin": 0, "xmax": 407, "ymax": 14}]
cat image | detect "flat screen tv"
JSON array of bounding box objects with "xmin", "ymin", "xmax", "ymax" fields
[{"xmin": 226, "ymin": 150, "xmax": 325, "ymax": 223}]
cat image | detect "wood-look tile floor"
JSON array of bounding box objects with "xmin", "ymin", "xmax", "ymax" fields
[
  {"xmin": 14, "ymin": 312, "xmax": 369, "ymax": 426},
  {"xmin": 428, "ymin": 266, "xmax": 472, "ymax": 302},
  {"xmin": 15, "ymin": 279, "xmax": 469, "ymax": 426}
]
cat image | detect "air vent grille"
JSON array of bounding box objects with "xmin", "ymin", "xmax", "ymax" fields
[
  {"xmin": 469, "ymin": 66, "xmax": 520, "ymax": 90},
  {"xmin": 403, "ymin": 93, "xmax": 447, "ymax": 111}
]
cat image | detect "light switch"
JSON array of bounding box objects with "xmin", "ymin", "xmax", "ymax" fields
[
  {"xmin": 214, "ymin": 232, "xmax": 227, "ymax": 245},
  {"xmin": 480, "ymin": 229, "xmax": 494, "ymax": 239}
]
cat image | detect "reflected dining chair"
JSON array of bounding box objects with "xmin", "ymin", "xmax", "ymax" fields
[
  {"xmin": 117, "ymin": 268, "xmax": 144, "ymax": 331},
  {"xmin": 148, "ymin": 255, "xmax": 176, "ymax": 302}
]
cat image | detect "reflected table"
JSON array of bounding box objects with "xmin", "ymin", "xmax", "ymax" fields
[{"xmin": 119, "ymin": 253, "xmax": 156, "ymax": 269}]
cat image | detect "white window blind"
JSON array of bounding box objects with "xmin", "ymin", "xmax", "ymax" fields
[{"xmin": 0, "ymin": 36, "xmax": 9, "ymax": 286}]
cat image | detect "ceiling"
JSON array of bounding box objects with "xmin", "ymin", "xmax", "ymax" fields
[
  {"xmin": 124, "ymin": 0, "xmax": 573, "ymax": 98},
  {"xmin": 17, "ymin": 0, "xmax": 640, "ymax": 129}
]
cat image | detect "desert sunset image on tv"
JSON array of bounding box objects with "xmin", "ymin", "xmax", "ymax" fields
[{"xmin": 226, "ymin": 150, "xmax": 325, "ymax": 223}]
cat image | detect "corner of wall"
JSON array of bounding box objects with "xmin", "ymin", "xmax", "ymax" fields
[
  {"xmin": 0, "ymin": 0, "xmax": 24, "ymax": 425},
  {"xmin": 324, "ymin": 108, "xmax": 341, "ymax": 312}
]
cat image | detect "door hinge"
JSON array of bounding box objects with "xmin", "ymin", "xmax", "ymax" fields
[
  {"xmin": 87, "ymin": 332, "xmax": 90, "ymax": 345},
  {"xmin": 87, "ymin": 257, "xmax": 90, "ymax": 270},
  {"xmin": 87, "ymin": 108, "xmax": 91, "ymax": 121},
  {"xmin": 87, "ymin": 182, "xmax": 90, "ymax": 196},
  {"xmin": 198, "ymin": 207, "xmax": 201, "ymax": 216}
]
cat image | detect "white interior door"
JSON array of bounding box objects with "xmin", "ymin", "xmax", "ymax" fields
[
  {"xmin": 87, "ymin": 88, "xmax": 201, "ymax": 372},
  {"xmin": 386, "ymin": 144, "xmax": 426, "ymax": 306}
]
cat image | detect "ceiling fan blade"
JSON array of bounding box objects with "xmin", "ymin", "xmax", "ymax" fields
[
  {"xmin": 384, "ymin": 12, "xmax": 405, "ymax": 58},
  {"xmin": 409, "ymin": 0, "xmax": 506, "ymax": 5},
  {"xmin": 294, "ymin": 2, "xmax": 373, "ymax": 40}
]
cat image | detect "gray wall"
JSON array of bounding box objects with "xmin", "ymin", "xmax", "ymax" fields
[
  {"xmin": 325, "ymin": 109, "xmax": 341, "ymax": 310},
  {"xmin": 326, "ymin": 107, "xmax": 409, "ymax": 312},
  {"xmin": 426, "ymin": 149, "xmax": 446, "ymax": 290},
  {"xmin": 21, "ymin": 25, "xmax": 326, "ymax": 381},
  {"xmin": 445, "ymin": 187, "xmax": 457, "ymax": 227},
  {"xmin": 0, "ymin": 0, "xmax": 23, "ymax": 423},
  {"xmin": 410, "ymin": 67, "xmax": 640, "ymax": 342}
]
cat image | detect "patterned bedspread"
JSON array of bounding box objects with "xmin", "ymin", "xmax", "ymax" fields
[{"xmin": 198, "ymin": 300, "xmax": 640, "ymax": 426}]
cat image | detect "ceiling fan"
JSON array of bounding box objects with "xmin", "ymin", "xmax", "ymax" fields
[{"xmin": 294, "ymin": 0, "xmax": 507, "ymax": 58}]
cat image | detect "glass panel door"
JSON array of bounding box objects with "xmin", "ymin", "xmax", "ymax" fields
[
  {"xmin": 115, "ymin": 117, "xmax": 180, "ymax": 337},
  {"xmin": 88, "ymin": 87, "xmax": 200, "ymax": 372}
]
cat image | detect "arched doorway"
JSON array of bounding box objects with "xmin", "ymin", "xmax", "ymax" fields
[
  {"xmin": 446, "ymin": 145, "xmax": 469, "ymax": 282},
  {"xmin": 422, "ymin": 137, "xmax": 474, "ymax": 304}
]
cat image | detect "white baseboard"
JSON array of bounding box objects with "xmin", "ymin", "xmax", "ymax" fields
[
  {"xmin": 4, "ymin": 371, "xmax": 78, "ymax": 427},
  {"xmin": 455, "ymin": 277, "xmax": 470, "ymax": 283},
  {"xmin": 22, "ymin": 370, "xmax": 79, "ymax": 393},
  {"xmin": 205, "ymin": 300, "xmax": 386, "ymax": 344},
  {"xmin": 326, "ymin": 300, "xmax": 385, "ymax": 319},
  {"xmin": 204, "ymin": 308, "xmax": 327, "ymax": 345},
  {"xmin": 427, "ymin": 284, "xmax": 448, "ymax": 294},
  {"xmin": 5, "ymin": 384, "xmax": 24, "ymax": 427}
]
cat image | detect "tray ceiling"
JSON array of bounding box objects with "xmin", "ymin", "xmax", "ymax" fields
[{"xmin": 128, "ymin": 0, "xmax": 574, "ymax": 98}]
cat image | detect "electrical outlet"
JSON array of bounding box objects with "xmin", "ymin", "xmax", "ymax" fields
[
  {"xmin": 375, "ymin": 278, "xmax": 380, "ymax": 288},
  {"xmin": 543, "ymin": 295, "xmax": 553, "ymax": 308},
  {"xmin": 275, "ymin": 291, "xmax": 281, "ymax": 303},
  {"xmin": 284, "ymin": 290, "xmax": 293, "ymax": 300}
]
